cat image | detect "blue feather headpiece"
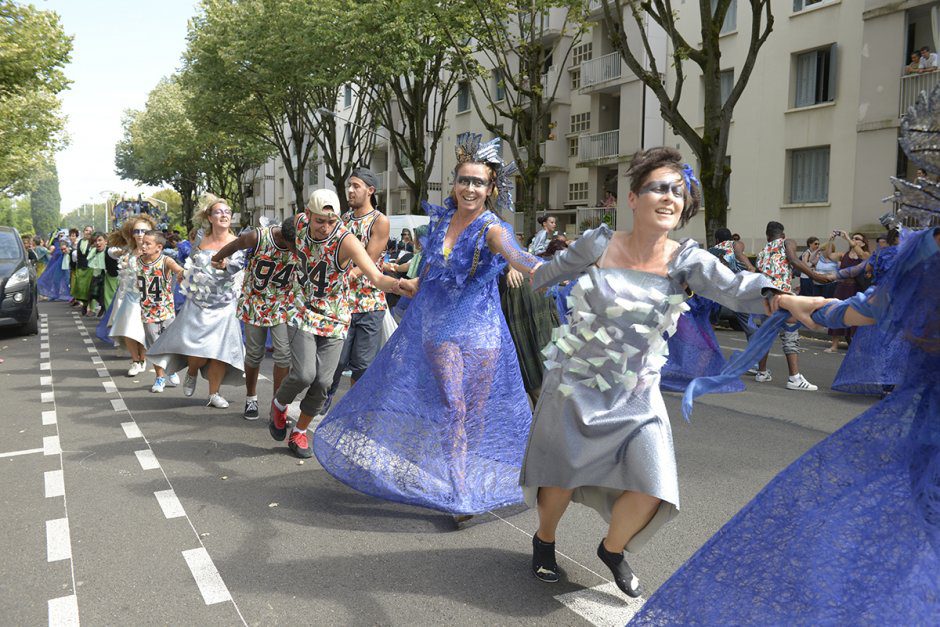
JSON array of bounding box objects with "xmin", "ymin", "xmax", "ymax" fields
[{"xmin": 454, "ymin": 132, "xmax": 519, "ymax": 213}]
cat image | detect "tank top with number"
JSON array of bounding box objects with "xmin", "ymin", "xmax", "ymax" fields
[
  {"xmin": 138, "ymin": 255, "xmax": 175, "ymax": 323},
  {"xmin": 342, "ymin": 208, "xmax": 387, "ymax": 314},
  {"xmin": 238, "ymin": 226, "xmax": 296, "ymax": 327},
  {"xmin": 289, "ymin": 213, "xmax": 352, "ymax": 338}
]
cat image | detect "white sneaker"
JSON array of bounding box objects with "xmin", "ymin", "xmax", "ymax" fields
[
  {"xmin": 183, "ymin": 373, "xmax": 197, "ymax": 397},
  {"xmin": 127, "ymin": 361, "xmax": 145, "ymax": 377},
  {"xmin": 206, "ymin": 393, "xmax": 229, "ymax": 409},
  {"xmin": 151, "ymin": 377, "xmax": 166, "ymax": 393},
  {"xmin": 754, "ymin": 370, "xmax": 772, "ymax": 383},
  {"xmin": 167, "ymin": 372, "xmax": 180, "ymax": 387},
  {"xmin": 786, "ymin": 374, "xmax": 818, "ymax": 391}
]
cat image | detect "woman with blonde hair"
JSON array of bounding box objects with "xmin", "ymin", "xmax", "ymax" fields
[
  {"xmin": 147, "ymin": 195, "xmax": 244, "ymax": 408},
  {"xmin": 109, "ymin": 213, "xmax": 157, "ymax": 375}
]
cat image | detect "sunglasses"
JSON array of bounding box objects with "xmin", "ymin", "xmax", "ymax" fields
[
  {"xmin": 639, "ymin": 180, "xmax": 685, "ymax": 199},
  {"xmin": 212, "ymin": 208, "xmax": 233, "ymax": 216},
  {"xmin": 132, "ymin": 229, "xmax": 148, "ymax": 235}
]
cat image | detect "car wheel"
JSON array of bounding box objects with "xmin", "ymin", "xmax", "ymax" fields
[{"xmin": 20, "ymin": 303, "xmax": 38, "ymax": 335}]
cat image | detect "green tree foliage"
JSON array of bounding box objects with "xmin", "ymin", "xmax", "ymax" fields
[
  {"xmin": 29, "ymin": 163, "xmax": 62, "ymax": 237},
  {"xmin": 150, "ymin": 189, "xmax": 183, "ymax": 231},
  {"xmin": 444, "ymin": 0, "xmax": 588, "ymax": 234},
  {"xmin": 184, "ymin": 0, "xmax": 353, "ymax": 212},
  {"xmin": 0, "ymin": 195, "xmax": 34, "ymax": 234},
  {"xmin": 0, "ymin": 1, "xmax": 73, "ymax": 196},
  {"xmin": 599, "ymin": 0, "xmax": 773, "ymax": 244}
]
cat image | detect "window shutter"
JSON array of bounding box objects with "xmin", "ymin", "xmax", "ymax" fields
[{"xmin": 827, "ymin": 43, "xmax": 838, "ymax": 101}]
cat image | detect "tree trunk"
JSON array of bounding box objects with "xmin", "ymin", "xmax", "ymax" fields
[{"xmin": 699, "ymin": 151, "xmax": 729, "ymax": 247}]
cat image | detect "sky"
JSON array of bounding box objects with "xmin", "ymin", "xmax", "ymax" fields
[{"xmin": 38, "ymin": 0, "xmax": 199, "ymax": 214}]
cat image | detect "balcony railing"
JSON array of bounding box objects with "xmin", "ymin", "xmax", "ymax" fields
[
  {"xmin": 578, "ymin": 129, "xmax": 620, "ymax": 161},
  {"xmin": 575, "ymin": 206, "xmax": 616, "ymax": 235},
  {"xmin": 899, "ymin": 70, "xmax": 940, "ymax": 117},
  {"xmin": 581, "ymin": 52, "xmax": 623, "ymax": 89}
]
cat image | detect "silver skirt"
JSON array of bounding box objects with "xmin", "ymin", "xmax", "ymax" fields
[
  {"xmin": 108, "ymin": 291, "xmax": 145, "ymax": 345},
  {"xmin": 146, "ymin": 300, "xmax": 245, "ymax": 387}
]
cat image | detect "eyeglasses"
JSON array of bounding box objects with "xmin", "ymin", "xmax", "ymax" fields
[
  {"xmin": 212, "ymin": 208, "xmax": 233, "ymax": 216},
  {"xmin": 132, "ymin": 229, "xmax": 147, "ymax": 235},
  {"xmin": 455, "ymin": 175, "xmax": 490, "ymax": 190},
  {"xmin": 639, "ymin": 180, "xmax": 685, "ymax": 199}
]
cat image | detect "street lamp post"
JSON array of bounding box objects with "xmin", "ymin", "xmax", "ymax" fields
[{"xmin": 99, "ymin": 190, "xmax": 117, "ymax": 231}]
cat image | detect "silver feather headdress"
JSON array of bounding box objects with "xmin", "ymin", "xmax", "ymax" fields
[
  {"xmin": 454, "ymin": 132, "xmax": 519, "ymax": 213},
  {"xmin": 888, "ymin": 85, "xmax": 940, "ymax": 228}
]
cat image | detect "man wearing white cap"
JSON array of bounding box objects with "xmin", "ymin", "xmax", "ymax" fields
[
  {"xmin": 324, "ymin": 167, "xmax": 390, "ymax": 408},
  {"xmin": 269, "ymin": 189, "xmax": 411, "ymax": 458}
]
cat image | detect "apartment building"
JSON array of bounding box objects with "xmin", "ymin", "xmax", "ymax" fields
[{"xmin": 666, "ymin": 0, "xmax": 940, "ymax": 251}]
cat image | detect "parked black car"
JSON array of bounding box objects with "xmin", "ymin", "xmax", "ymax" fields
[{"xmin": 0, "ymin": 226, "xmax": 38, "ymax": 335}]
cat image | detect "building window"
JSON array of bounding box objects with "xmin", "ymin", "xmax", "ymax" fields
[
  {"xmin": 307, "ymin": 167, "xmax": 318, "ymax": 186},
  {"xmin": 789, "ymin": 146, "xmax": 830, "ymax": 203},
  {"xmin": 457, "ymin": 81, "xmax": 470, "ymax": 113},
  {"xmin": 492, "ymin": 69, "xmax": 506, "ymax": 101},
  {"xmin": 568, "ymin": 137, "xmax": 579, "ymax": 157},
  {"xmin": 792, "ymin": 0, "xmax": 834, "ymax": 12},
  {"xmin": 570, "ymin": 112, "xmax": 590, "ymax": 133},
  {"xmin": 568, "ymin": 181, "xmax": 589, "ymax": 203},
  {"xmin": 794, "ymin": 44, "xmax": 837, "ymax": 107},
  {"xmin": 399, "ymin": 196, "xmax": 407, "ymax": 214},
  {"xmin": 720, "ymin": 69, "xmax": 734, "ymax": 105},
  {"xmin": 570, "ymin": 67, "xmax": 581, "ymax": 90},
  {"xmin": 711, "ymin": 0, "xmax": 737, "ymax": 33},
  {"xmin": 344, "ymin": 85, "xmax": 352, "ymax": 108},
  {"xmin": 572, "ymin": 42, "xmax": 593, "ymax": 66}
]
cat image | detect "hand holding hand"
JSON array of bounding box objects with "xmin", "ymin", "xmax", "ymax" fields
[
  {"xmin": 210, "ymin": 257, "xmax": 227, "ymax": 270},
  {"xmin": 776, "ymin": 294, "xmax": 835, "ymax": 330}
]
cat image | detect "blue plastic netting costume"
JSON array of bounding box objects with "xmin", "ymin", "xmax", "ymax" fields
[
  {"xmin": 37, "ymin": 241, "xmax": 71, "ymax": 302},
  {"xmin": 832, "ymin": 245, "xmax": 910, "ymax": 395},
  {"xmin": 631, "ymin": 227, "xmax": 940, "ymax": 625},
  {"xmin": 661, "ymin": 295, "xmax": 743, "ymax": 394},
  {"xmin": 313, "ymin": 198, "xmax": 533, "ymax": 515}
]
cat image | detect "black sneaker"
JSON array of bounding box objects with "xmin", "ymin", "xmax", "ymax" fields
[
  {"xmin": 244, "ymin": 398, "xmax": 259, "ymax": 420},
  {"xmin": 268, "ymin": 400, "xmax": 288, "ymax": 441},
  {"xmin": 597, "ymin": 539, "xmax": 641, "ymax": 597},
  {"xmin": 288, "ymin": 430, "xmax": 313, "ymax": 458},
  {"xmin": 532, "ymin": 533, "xmax": 561, "ymax": 583}
]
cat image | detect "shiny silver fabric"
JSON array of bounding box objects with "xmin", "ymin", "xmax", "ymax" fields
[
  {"xmin": 108, "ymin": 253, "xmax": 144, "ymax": 345},
  {"xmin": 520, "ymin": 225, "xmax": 774, "ymax": 551},
  {"xmin": 147, "ymin": 250, "xmax": 245, "ymax": 387}
]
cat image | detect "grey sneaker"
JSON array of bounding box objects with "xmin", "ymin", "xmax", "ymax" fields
[
  {"xmin": 183, "ymin": 373, "xmax": 197, "ymax": 397},
  {"xmin": 244, "ymin": 398, "xmax": 259, "ymax": 420}
]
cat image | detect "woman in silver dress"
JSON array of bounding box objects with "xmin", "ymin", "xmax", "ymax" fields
[
  {"xmin": 521, "ymin": 147, "xmax": 823, "ymax": 596},
  {"xmin": 147, "ymin": 196, "xmax": 244, "ymax": 408}
]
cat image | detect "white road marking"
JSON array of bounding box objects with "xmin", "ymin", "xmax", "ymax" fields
[
  {"xmin": 44, "ymin": 470, "xmax": 65, "ymax": 498},
  {"xmin": 155, "ymin": 489, "xmax": 186, "ymax": 519},
  {"xmin": 554, "ymin": 583, "xmax": 645, "ymax": 626},
  {"xmin": 182, "ymin": 548, "xmax": 232, "ymax": 605},
  {"xmin": 47, "ymin": 594, "xmax": 79, "ymax": 626},
  {"xmin": 40, "ymin": 351, "xmax": 50, "ymax": 359},
  {"xmin": 102, "ymin": 381, "xmax": 117, "ymax": 393},
  {"xmin": 135, "ymin": 449, "xmax": 160, "ymax": 470},
  {"xmin": 82, "ymin": 338, "xmax": 92, "ymax": 344},
  {"xmin": 41, "ymin": 391, "xmax": 54, "ymax": 403},
  {"xmin": 45, "ymin": 518, "xmax": 72, "ymax": 562},
  {"xmin": 85, "ymin": 347, "xmax": 96, "ymax": 354},
  {"xmin": 40, "ymin": 376, "xmax": 52, "ymax": 386},
  {"xmin": 110, "ymin": 399, "xmax": 127, "ymax": 411},
  {"xmin": 43, "ymin": 436, "xmax": 61, "ymax": 456},
  {"xmin": 42, "ymin": 410, "xmax": 57, "ymax": 425},
  {"xmin": 91, "ymin": 357, "xmax": 103, "ymax": 365},
  {"xmin": 40, "ymin": 342, "xmax": 49, "ymax": 350},
  {"xmin": 0, "ymin": 447, "xmax": 43, "ymax": 459},
  {"xmin": 96, "ymin": 368, "xmax": 109, "ymax": 377},
  {"xmin": 121, "ymin": 422, "xmax": 142, "ymax": 439},
  {"xmin": 40, "ymin": 362, "xmax": 50, "ymax": 371}
]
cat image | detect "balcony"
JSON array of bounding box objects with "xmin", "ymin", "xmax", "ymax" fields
[
  {"xmin": 580, "ymin": 52, "xmax": 626, "ymax": 92},
  {"xmin": 899, "ymin": 70, "xmax": 940, "ymax": 117},
  {"xmin": 578, "ymin": 129, "xmax": 620, "ymax": 162}
]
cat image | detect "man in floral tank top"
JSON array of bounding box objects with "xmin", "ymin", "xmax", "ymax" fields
[
  {"xmin": 268, "ymin": 189, "xmax": 408, "ymax": 458},
  {"xmin": 212, "ymin": 217, "xmax": 298, "ymax": 420},
  {"xmin": 326, "ymin": 167, "xmax": 389, "ymax": 407},
  {"xmin": 752, "ymin": 221, "xmax": 827, "ymax": 391}
]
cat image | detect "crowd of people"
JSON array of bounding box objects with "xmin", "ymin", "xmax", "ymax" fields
[{"xmin": 31, "ymin": 131, "xmax": 938, "ymax": 622}]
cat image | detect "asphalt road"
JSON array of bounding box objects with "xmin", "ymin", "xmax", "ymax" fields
[{"xmin": 0, "ymin": 301, "xmax": 875, "ymax": 625}]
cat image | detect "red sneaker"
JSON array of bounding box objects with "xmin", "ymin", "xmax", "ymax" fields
[
  {"xmin": 288, "ymin": 430, "xmax": 313, "ymax": 458},
  {"xmin": 268, "ymin": 401, "xmax": 287, "ymax": 441}
]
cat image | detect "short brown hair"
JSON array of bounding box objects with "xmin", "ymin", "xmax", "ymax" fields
[
  {"xmin": 144, "ymin": 230, "xmax": 166, "ymax": 247},
  {"xmin": 625, "ymin": 147, "xmax": 702, "ymax": 228}
]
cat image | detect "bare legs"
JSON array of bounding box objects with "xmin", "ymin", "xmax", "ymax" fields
[
  {"xmin": 187, "ymin": 356, "xmax": 226, "ymax": 395},
  {"xmin": 758, "ymin": 352, "xmax": 800, "ymax": 377},
  {"xmin": 245, "ymin": 364, "xmax": 289, "ymax": 398},
  {"xmin": 124, "ymin": 338, "xmax": 145, "ymax": 363},
  {"xmin": 535, "ymin": 486, "xmax": 661, "ymax": 552}
]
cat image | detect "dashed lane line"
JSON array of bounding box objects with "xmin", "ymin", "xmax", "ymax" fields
[
  {"xmin": 182, "ymin": 548, "xmax": 232, "ymax": 605},
  {"xmin": 45, "ymin": 470, "xmax": 65, "ymax": 498},
  {"xmin": 134, "ymin": 449, "xmax": 160, "ymax": 470},
  {"xmin": 46, "ymin": 518, "xmax": 72, "ymax": 562},
  {"xmin": 154, "ymin": 490, "xmax": 186, "ymax": 519},
  {"xmin": 43, "ymin": 435, "xmax": 61, "ymax": 456},
  {"xmin": 42, "ymin": 410, "xmax": 57, "ymax": 425},
  {"xmin": 47, "ymin": 594, "xmax": 79, "ymax": 626},
  {"xmin": 120, "ymin": 422, "xmax": 142, "ymax": 439}
]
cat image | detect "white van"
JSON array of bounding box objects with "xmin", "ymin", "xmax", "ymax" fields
[{"xmin": 387, "ymin": 214, "xmax": 430, "ymax": 241}]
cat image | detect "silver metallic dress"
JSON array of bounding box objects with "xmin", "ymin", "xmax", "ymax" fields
[
  {"xmin": 108, "ymin": 253, "xmax": 145, "ymax": 345},
  {"xmin": 520, "ymin": 225, "xmax": 774, "ymax": 551},
  {"xmin": 147, "ymin": 249, "xmax": 246, "ymax": 387}
]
